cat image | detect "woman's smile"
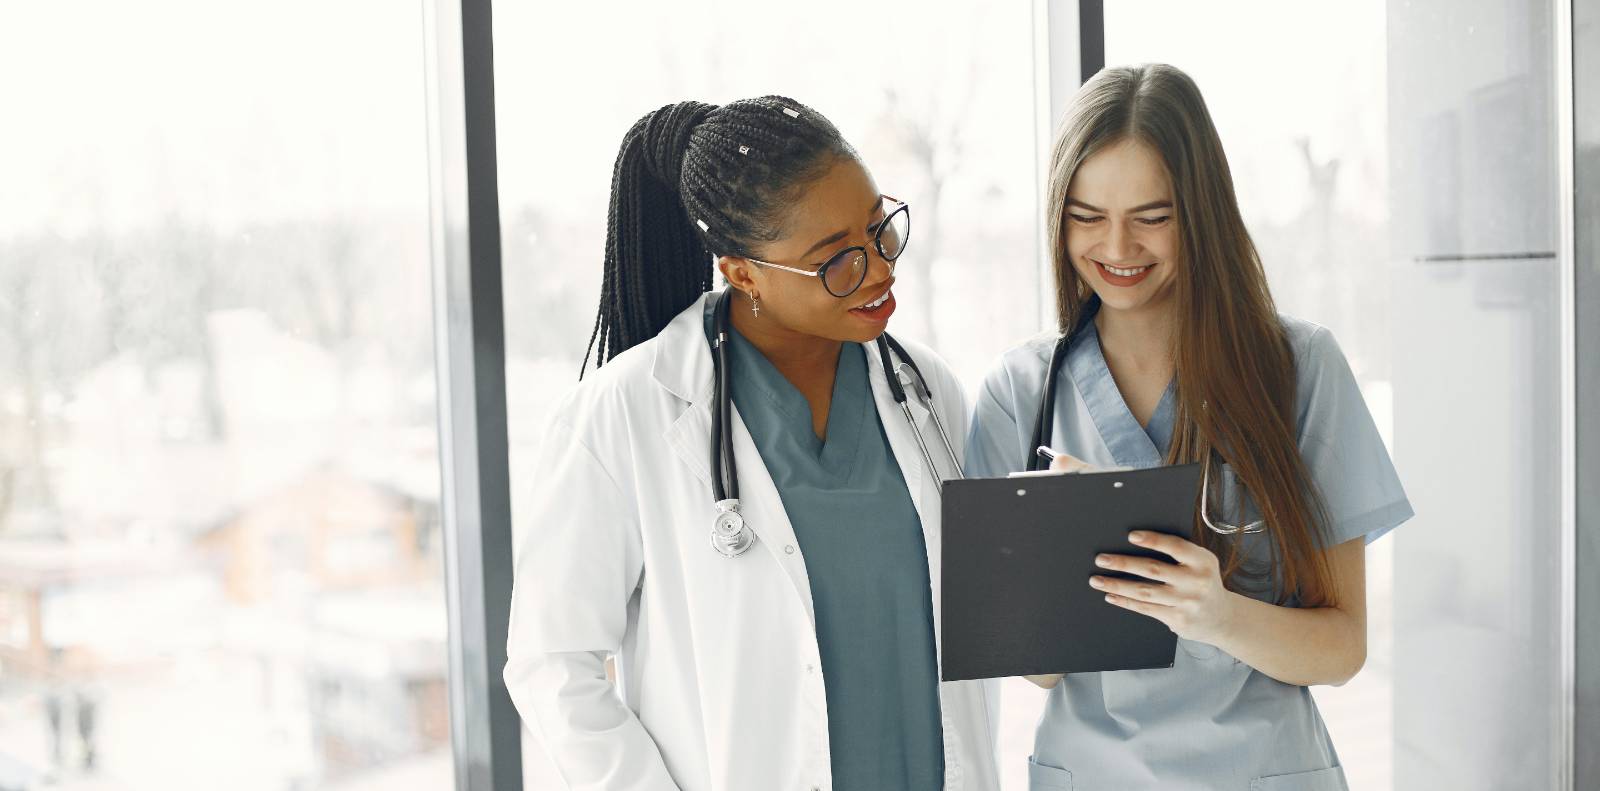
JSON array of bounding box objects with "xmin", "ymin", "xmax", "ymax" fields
[
  {"xmin": 1092, "ymin": 258, "xmax": 1159, "ymax": 287},
  {"xmin": 848, "ymin": 284, "xmax": 896, "ymax": 324}
]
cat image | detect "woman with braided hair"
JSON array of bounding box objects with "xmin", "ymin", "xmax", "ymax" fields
[{"xmin": 505, "ymin": 97, "xmax": 1001, "ymax": 791}]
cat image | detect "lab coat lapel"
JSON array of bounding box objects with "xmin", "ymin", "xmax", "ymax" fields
[
  {"xmin": 655, "ymin": 292, "xmax": 818, "ymax": 625},
  {"xmin": 723, "ymin": 405, "xmax": 815, "ymax": 621},
  {"xmin": 865, "ymin": 343, "xmax": 946, "ymax": 503},
  {"xmin": 864, "ymin": 342, "xmax": 947, "ymax": 654},
  {"xmin": 656, "ymin": 294, "xmax": 717, "ymax": 489}
]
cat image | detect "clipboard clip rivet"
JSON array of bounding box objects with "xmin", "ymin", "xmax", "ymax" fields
[
  {"xmin": 1016, "ymin": 489, "xmax": 1027, "ymax": 496},
  {"xmin": 1113, "ymin": 481, "xmax": 1124, "ymax": 488}
]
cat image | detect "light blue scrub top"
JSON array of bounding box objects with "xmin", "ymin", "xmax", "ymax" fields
[
  {"xmin": 705, "ymin": 303, "xmax": 944, "ymax": 791},
  {"xmin": 965, "ymin": 316, "xmax": 1413, "ymax": 791}
]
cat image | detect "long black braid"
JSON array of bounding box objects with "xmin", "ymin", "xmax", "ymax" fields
[{"xmin": 580, "ymin": 96, "xmax": 855, "ymax": 377}]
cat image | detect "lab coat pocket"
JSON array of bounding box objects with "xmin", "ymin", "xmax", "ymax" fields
[
  {"xmin": 1027, "ymin": 756, "xmax": 1073, "ymax": 790},
  {"xmin": 1249, "ymin": 765, "xmax": 1347, "ymax": 791}
]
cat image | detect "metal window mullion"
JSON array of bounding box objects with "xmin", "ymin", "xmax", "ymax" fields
[
  {"xmin": 1031, "ymin": 1, "xmax": 1105, "ymax": 329},
  {"xmin": 1078, "ymin": 0, "xmax": 1104, "ymax": 83},
  {"xmin": 1567, "ymin": 0, "xmax": 1600, "ymax": 787},
  {"xmin": 422, "ymin": 0, "xmax": 522, "ymax": 788}
]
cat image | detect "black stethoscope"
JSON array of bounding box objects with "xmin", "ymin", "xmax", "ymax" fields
[
  {"xmin": 1025, "ymin": 295, "xmax": 1103, "ymax": 472},
  {"xmin": 1024, "ymin": 294, "xmax": 1262, "ymax": 534},
  {"xmin": 707, "ymin": 288, "xmax": 965, "ymax": 558}
]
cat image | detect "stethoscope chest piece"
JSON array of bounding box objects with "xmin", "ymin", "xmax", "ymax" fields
[{"xmin": 710, "ymin": 499, "xmax": 754, "ymax": 558}]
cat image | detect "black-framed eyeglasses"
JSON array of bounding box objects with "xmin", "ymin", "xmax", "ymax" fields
[{"xmin": 744, "ymin": 195, "xmax": 911, "ymax": 298}]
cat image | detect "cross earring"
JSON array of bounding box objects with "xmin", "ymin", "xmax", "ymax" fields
[{"xmin": 750, "ymin": 292, "xmax": 761, "ymax": 318}]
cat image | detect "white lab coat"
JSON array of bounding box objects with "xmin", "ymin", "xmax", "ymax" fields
[{"xmin": 505, "ymin": 292, "xmax": 1001, "ymax": 791}]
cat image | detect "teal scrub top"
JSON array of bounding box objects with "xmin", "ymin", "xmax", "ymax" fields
[
  {"xmin": 965, "ymin": 315, "xmax": 1413, "ymax": 791},
  {"xmin": 704, "ymin": 302, "xmax": 944, "ymax": 791}
]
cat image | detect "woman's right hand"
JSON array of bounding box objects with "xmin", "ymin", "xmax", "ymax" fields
[{"xmin": 1048, "ymin": 452, "xmax": 1095, "ymax": 474}]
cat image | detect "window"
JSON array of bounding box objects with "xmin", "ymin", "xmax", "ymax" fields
[
  {"xmin": 1105, "ymin": 2, "xmax": 1397, "ymax": 788},
  {"xmin": 1105, "ymin": 0, "xmax": 1575, "ymax": 785},
  {"xmin": 0, "ymin": 2, "xmax": 449, "ymax": 788}
]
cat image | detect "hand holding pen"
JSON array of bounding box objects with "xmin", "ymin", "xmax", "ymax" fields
[{"xmin": 1036, "ymin": 445, "xmax": 1096, "ymax": 474}]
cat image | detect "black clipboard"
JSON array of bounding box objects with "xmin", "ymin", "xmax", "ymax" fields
[{"xmin": 940, "ymin": 462, "xmax": 1203, "ymax": 681}]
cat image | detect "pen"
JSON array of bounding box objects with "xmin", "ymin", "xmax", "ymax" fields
[{"xmin": 1035, "ymin": 445, "xmax": 1060, "ymax": 464}]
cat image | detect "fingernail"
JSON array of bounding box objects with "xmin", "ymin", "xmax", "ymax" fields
[
  {"xmin": 1129, "ymin": 532, "xmax": 1146, "ymax": 544},
  {"xmin": 1089, "ymin": 577, "xmax": 1105, "ymax": 589},
  {"xmin": 1094, "ymin": 555, "xmax": 1111, "ymax": 567}
]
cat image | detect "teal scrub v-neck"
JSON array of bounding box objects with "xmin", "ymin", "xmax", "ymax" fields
[{"xmin": 704, "ymin": 301, "xmax": 944, "ymax": 791}]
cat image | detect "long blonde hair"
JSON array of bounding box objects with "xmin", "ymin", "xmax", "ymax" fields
[{"xmin": 1047, "ymin": 64, "xmax": 1336, "ymax": 606}]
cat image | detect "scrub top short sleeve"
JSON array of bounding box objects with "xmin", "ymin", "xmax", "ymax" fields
[{"xmin": 1290, "ymin": 324, "xmax": 1414, "ymax": 546}]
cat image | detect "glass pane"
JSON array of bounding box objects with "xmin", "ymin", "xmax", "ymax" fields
[
  {"xmin": 1581, "ymin": 0, "xmax": 1600, "ymax": 782},
  {"xmin": 0, "ymin": 2, "xmax": 450, "ymax": 788},
  {"xmin": 494, "ymin": 3, "xmax": 1042, "ymax": 787},
  {"xmin": 1103, "ymin": 5, "xmax": 1401, "ymax": 779},
  {"xmin": 1107, "ymin": 1, "xmax": 1566, "ymax": 789},
  {"xmin": 1385, "ymin": 0, "xmax": 1565, "ymax": 788}
]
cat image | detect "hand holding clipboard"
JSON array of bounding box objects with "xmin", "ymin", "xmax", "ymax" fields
[{"xmin": 939, "ymin": 451, "xmax": 1205, "ymax": 682}]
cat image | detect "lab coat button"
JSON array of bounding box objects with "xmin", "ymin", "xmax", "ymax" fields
[{"xmin": 784, "ymin": 544, "xmax": 796, "ymax": 554}]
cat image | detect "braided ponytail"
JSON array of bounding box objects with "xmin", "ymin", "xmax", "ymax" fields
[{"xmin": 581, "ymin": 96, "xmax": 855, "ymax": 377}]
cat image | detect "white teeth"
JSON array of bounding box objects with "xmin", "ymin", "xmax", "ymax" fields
[
  {"xmin": 860, "ymin": 291, "xmax": 890, "ymax": 309},
  {"xmin": 1102, "ymin": 263, "xmax": 1151, "ymax": 277}
]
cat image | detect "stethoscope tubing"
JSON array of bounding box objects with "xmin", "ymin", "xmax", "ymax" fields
[
  {"xmin": 1029, "ymin": 295, "xmax": 1263, "ymax": 535},
  {"xmin": 708, "ymin": 289, "xmax": 963, "ymax": 556},
  {"xmin": 1028, "ymin": 296, "xmax": 1101, "ymax": 472}
]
